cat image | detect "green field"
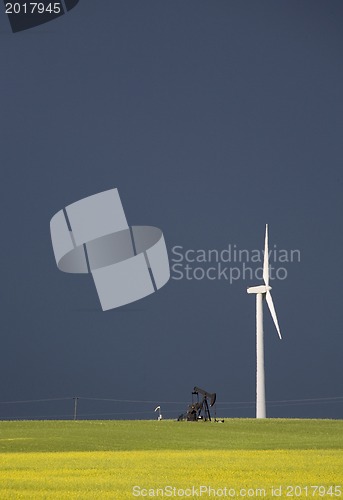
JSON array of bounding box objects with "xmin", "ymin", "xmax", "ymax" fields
[{"xmin": 0, "ymin": 419, "xmax": 342, "ymax": 499}]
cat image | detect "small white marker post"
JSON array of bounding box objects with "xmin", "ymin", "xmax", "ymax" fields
[{"xmin": 154, "ymin": 406, "xmax": 162, "ymax": 420}]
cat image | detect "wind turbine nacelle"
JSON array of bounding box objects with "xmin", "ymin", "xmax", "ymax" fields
[{"xmin": 247, "ymin": 285, "xmax": 271, "ymax": 294}]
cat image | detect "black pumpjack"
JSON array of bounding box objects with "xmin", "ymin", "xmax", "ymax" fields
[{"xmin": 178, "ymin": 386, "xmax": 223, "ymax": 422}]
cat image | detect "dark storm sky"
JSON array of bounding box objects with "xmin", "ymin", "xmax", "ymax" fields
[{"xmin": 0, "ymin": 1, "xmax": 342, "ymax": 420}]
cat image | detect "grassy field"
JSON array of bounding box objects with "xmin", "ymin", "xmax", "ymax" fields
[{"xmin": 0, "ymin": 419, "xmax": 342, "ymax": 499}]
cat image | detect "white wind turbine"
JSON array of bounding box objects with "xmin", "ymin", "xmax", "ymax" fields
[{"xmin": 247, "ymin": 224, "xmax": 282, "ymax": 418}]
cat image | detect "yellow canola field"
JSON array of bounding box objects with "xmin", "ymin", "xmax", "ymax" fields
[{"xmin": 0, "ymin": 449, "xmax": 342, "ymax": 499}]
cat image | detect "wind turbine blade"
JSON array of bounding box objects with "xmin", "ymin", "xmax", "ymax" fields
[
  {"xmin": 263, "ymin": 224, "xmax": 269, "ymax": 287},
  {"xmin": 266, "ymin": 290, "xmax": 282, "ymax": 339}
]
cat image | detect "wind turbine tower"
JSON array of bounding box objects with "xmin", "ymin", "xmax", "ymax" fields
[{"xmin": 247, "ymin": 224, "xmax": 282, "ymax": 418}]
